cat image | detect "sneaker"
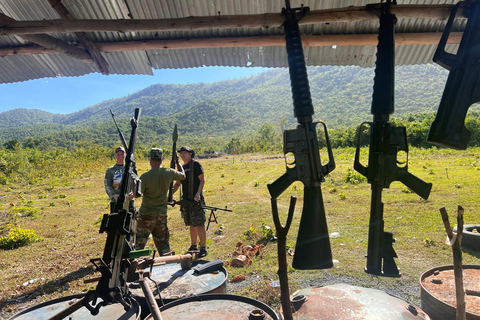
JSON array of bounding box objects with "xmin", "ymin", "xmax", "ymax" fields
[
  {"xmin": 198, "ymin": 247, "xmax": 208, "ymax": 258},
  {"xmin": 186, "ymin": 245, "xmax": 198, "ymax": 252}
]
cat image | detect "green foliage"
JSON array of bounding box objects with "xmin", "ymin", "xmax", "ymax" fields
[
  {"xmin": 0, "ymin": 227, "xmax": 43, "ymax": 250},
  {"xmin": 244, "ymin": 226, "xmax": 257, "ymax": 238},
  {"xmin": 260, "ymin": 224, "xmax": 277, "ymax": 242},
  {"xmin": 343, "ymin": 168, "xmax": 367, "ymax": 184},
  {"xmin": 4, "ymin": 64, "xmax": 480, "ymax": 152}
]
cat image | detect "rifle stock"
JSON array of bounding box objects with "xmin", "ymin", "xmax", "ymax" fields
[{"xmin": 427, "ymin": 0, "xmax": 480, "ymax": 150}]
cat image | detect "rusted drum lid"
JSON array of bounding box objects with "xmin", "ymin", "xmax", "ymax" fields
[
  {"xmin": 145, "ymin": 293, "xmax": 281, "ymax": 320},
  {"xmin": 420, "ymin": 265, "xmax": 480, "ymax": 320},
  {"xmin": 289, "ymin": 284, "xmax": 430, "ymax": 320},
  {"xmin": 9, "ymin": 294, "xmax": 140, "ymax": 320},
  {"xmin": 129, "ymin": 260, "xmax": 227, "ymax": 301}
]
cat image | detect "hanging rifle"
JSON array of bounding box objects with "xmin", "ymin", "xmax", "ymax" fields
[
  {"xmin": 354, "ymin": 0, "xmax": 432, "ymax": 277},
  {"xmin": 426, "ymin": 0, "xmax": 480, "ymax": 150},
  {"xmin": 267, "ymin": 0, "xmax": 335, "ymax": 270},
  {"xmin": 167, "ymin": 124, "xmax": 178, "ymax": 205},
  {"xmin": 110, "ymin": 109, "xmax": 128, "ymax": 151}
]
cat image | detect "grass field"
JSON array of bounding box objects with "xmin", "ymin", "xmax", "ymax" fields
[{"xmin": 0, "ymin": 147, "xmax": 479, "ymax": 319}]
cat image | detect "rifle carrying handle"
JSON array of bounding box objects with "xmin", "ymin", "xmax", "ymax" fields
[
  {"xmin": 317, "ymin": 121, "xmax": 336, "ymax": 176},
  {"xmin": 433, "ymin": 1, "xmax": 463, "ymax": 70}
]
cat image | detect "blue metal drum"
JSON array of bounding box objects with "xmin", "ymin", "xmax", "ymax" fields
[
  {"xmin": 9, "ymin": 294, "xmax": 141, "ymax": 320},
  {"xmin": 129, "ymin": 260, "xmax": 227, "ymax": 319}
]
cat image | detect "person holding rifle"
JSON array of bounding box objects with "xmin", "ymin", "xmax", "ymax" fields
[
  {"xmin": 135, "ymin": 148, "xmax": 185, "ymax": 256},
  {"xmin": 173, "ymin": 146, "xmax": 208, "ymax": 258},
  {"xmin": 104, "ymin": 146, "xmax": 126, "ymax": 213}
]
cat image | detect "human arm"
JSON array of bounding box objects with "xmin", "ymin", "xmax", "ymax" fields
[
  {"xmin": 104, "ymin": 168, "xmax": 117, "ymax": 201},
  {"xmin": 194, "ymin": 173, "xmax": 205, "ymax": 202}
]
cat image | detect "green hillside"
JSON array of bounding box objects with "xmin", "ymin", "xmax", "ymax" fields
[{"xmin": 2, "ymin": 63, "xmax": 478, "ymax": 150}]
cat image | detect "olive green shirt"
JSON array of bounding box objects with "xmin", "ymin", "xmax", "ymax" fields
[
  {"xmin": 139, "ymin": 167, "xmax": 184, "ymax": 215},
  {"xmin": 104, "ymin": 164, "xmax": 124, "ymax": 201}
]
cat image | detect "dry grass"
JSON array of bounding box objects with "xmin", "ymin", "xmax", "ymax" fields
[{"xmin": 0, "ymin": 148, "xmax": 479, "ymax": 319}]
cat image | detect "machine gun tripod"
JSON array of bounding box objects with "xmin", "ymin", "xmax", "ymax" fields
[{"xmin": 173, "ymin": 199, "xmax": 233, "ymax": 230}]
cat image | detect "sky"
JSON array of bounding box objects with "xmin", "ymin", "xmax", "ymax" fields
[{"xmin": 0, "ymin": 66, "xmax": 269, "ymax": 115}]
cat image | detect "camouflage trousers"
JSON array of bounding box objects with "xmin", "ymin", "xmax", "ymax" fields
[{"xmin": 135, "ymin": 212, "xmax": 170, "ymax": 256}]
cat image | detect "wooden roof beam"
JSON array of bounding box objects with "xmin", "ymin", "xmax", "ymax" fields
[
  {"xmin": 0, "ymin": 12, "xmax": 93, "ymax": 63},
  {"xmin": 0, "ymin": 32, "xmax": 462, "ymax": 58},
  {"xmin": 0, "ymin": 5, "xmax": 458, "ymax": 36},
  {"xmin": 47, "ymin": 0, "xmax": 110, "ymax": 74}
]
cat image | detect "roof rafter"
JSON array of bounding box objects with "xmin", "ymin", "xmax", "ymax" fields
[
  {"xmin": 0, "ymin": 5, "xmax": 458, "ymax": 36},
  {"xmin": 0, "ymin": 32, "xmax": 462, "ymax": 58},
  {"xmin": 47, "ymin": 0, "xmax": 110, "ymax": 74},
  {"xmin": 0, "ymin": 12, "xmax": 93, "ymax": 63}
]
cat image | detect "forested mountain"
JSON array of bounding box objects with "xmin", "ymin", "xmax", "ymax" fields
[{"xmin": 0, "ymin": 63, "xmax": 476, "ymax": 150}]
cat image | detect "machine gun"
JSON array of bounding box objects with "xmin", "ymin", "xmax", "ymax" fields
[
  {"xmin": 174, "ymin": 199, "xmax": 232, "ymax": 230},
  {"xmin": 49, "ymin": 109, "xmax": 145, "ymax": 319},
  {"xmin": 354, "ymin": 0, "xmax": 432, "ymax": 277},
  {"xmin": 426, "ymin": 0, "xmax": 480, "ymax": 150},
  {"xmin": 267, "ymin": 0, "xmax": 335, "ymax": 270}
]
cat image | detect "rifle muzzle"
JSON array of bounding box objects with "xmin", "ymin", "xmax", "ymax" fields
[{"xmin": 292, "ymin": 185, "xmax": 333, "ymax": 270}]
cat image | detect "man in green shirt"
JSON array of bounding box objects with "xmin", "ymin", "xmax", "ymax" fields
[
  {"xmin": 136, "ymin": 148, "xmax": 185, "ymax": 256},
  {"xmin": 104, "ymin": 146, "xmax": 126, "ymax": 213}
]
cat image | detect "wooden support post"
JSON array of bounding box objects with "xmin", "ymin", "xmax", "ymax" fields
[{"xmin": 439, "ymin": 206, "xmax": 466, "ymax": 320}]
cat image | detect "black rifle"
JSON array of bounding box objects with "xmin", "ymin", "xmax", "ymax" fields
[
  {"xmin": 426, "ymin": 0, "xmax": 480, "ymax": 150},
  {"xmin": 167, "ymin": 124, "xmax": 178, "ymax": 204},
  {"xmin": 110, "ymin": 109, "xmax": 128, "ymax": 151},
  {"xmin": 354, "ymin": 1, "xmax": 432, "ymax": 277},
  {"xmin": 175, "ymin": 199, "xmax": 232, "ymax": 230},
  {"xmin": 267, "ymin": 1, "xmax": 335, "ymax": 270}
]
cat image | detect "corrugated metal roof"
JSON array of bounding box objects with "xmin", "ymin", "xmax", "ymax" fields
[{"xmin": 0, "ymin": 0, "xmax": 467, "ymax": 83}]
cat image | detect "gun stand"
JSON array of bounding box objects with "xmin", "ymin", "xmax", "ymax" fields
[
  {"xmin": 206, "ymin": 209, "xmax": 218, "ymax": 230},
  {"xmin": 271, "ymin": 196, "xmax": 297, "ymax": 320}
]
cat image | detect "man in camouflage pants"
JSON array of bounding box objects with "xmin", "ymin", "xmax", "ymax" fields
[{"xmin": 136, "ymin": 148, "xmax": 185, "ymax": 256}]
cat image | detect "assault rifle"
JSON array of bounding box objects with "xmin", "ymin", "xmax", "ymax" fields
[
  {"xmin": 174, "ymin": 199, "xmax": 232, "ymax": 230},
  {"xmin": 354, "ymin": 1, "xmax": 432, "ymax": 277},
  {"xmin": 426, "ymin": 0, "xmax": 480, "ymax": 150},
  {"xmin": 267, "ymin": 0, "xmax": 335, "ymax": 270}
]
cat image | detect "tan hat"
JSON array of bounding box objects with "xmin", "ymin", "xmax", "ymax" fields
[
  {"xmin": 115, "ymin": 146, "xmax": 125, "ymax": 153},
  {"xmin": 150, "ymin": 148, "xmax": 163, "ymax": 160}
]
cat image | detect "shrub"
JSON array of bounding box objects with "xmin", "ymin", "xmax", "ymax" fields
[
  {"xmin": 0, "ymin": 227, "xmax": 43, "ymax": 250},
  {"xmin": 344, "ymin": 168, "xmax": 367, "ymax": 184}
]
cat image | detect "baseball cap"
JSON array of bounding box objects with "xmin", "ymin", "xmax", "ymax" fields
[
  {"xmin": 150, "ymin": 148, "xmax": 163, "ymax": 160},
  {"xmin": 177, "ymin": 146, "xmax": 195, "ymax": 158},
  {"xmin": 115, "ymin": 146, "xmax": 125, "ymax": 153}
]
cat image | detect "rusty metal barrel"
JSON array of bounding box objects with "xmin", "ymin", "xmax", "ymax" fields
[
  {"xmin": 420, "ymin": 265, "xmax": 480, "ymax": 320},
  {"xmin": 129, "ymin": 260, "xmax": 227, "ymax": 318},
  {"xmin": 8, "ymin": 294, "xmax": 141, "ymax": 320},
  {"xmin": 288, "ymin": 284, "xmax": 430, "ymax": 319},
  {"xmin": 144, "ymin": 293, "xmax": 281, "ymax": 320}
]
